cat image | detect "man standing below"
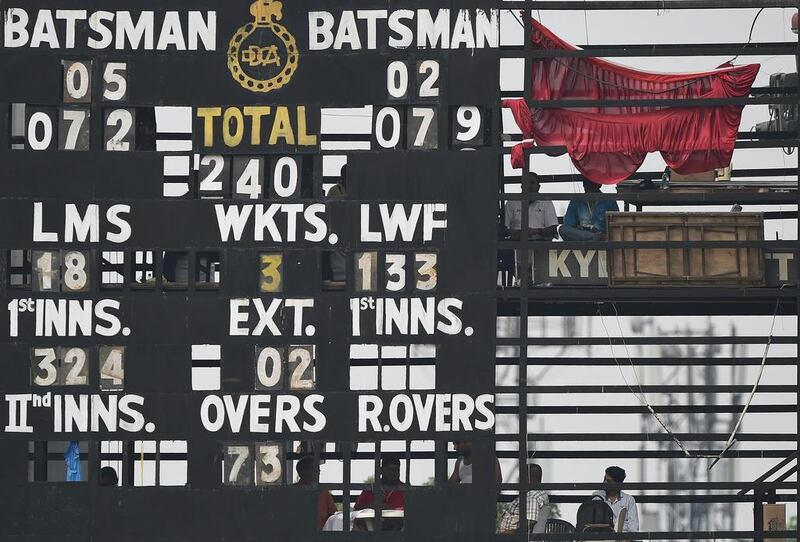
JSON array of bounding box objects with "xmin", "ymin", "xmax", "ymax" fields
[
  {"xmin": 498, "ymin": 463, "xmax": 550, "ymax": 534},
  {"xmin": 592, "ymin": 466, "xmax": 639, "ymax": 533},
  {"xmin": 504, "ymin": 174, "xmax": 559, "ymax": 285},
  {"xmin": 295, "ymin": 456, "xmax": 338, "ymax": 529},
  {"xmin": 560, "ymin": 179, "xmax": 619, "ymax": 241},
  {"xmin": 354, "ymin": 455, "xmax": 405, "ymax": 511}
]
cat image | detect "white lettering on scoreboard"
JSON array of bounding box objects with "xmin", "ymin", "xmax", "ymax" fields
[
  {"xmin": 358, "ymin": 393, "xmax": 495, "ymax": 432},
  {"xmin": 360, "ymin": 203, "xmax": 448, "ymax": 243},
  {"xmin": 214, "ymin": 204, "xmax": 328, "ymax": 243},
  {"xmin": 309, "ymin": 9, "xmax": 499, "ymax": 50},
  {"xmin": 2, "ymin": 392, "xmax": 497, "ymax": 433},
  {"xmin": 229, "ymin": 298, "xmax": 316, "ymax": 337},
  {"xmin": 1, "ymin": 2, "xmax": 500, "ymax": 449},
  {"xmin": 200, "ymin": 394, "xmax": 326, "ymax": 433},
  {"xmin": 7, "ymin": 298, "xmax": 126, "ymax": 338},
  {"xmin": 33, "ymin": 202, "xmax": 132, "ymax": 243},
  {"xmin": 3, "ymin": 9, "xmax": 217, "ymax": 50},
  {"xmin": 350, "ymin": 296, "xmax": 469, "ymax": 337},
  {"xmin": 3, "ymin": 393, "xmax": 150, "ymax": 433},
  {"xmin": 4, "ymin": 8, "xmax": 501, "ymax": 52}
]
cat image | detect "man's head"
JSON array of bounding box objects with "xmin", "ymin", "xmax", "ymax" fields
[
  {"xmin": 329, "ymin": 165, "xmax": 347, "ymax": 198},
  {"xmin": 453, "ymin": 441, "xmax": 472, "ymax": 457},
  {"xmin": 380, "ymin": 455, "xmax": 402, "ymax": 485},
  {"xmin": 328, "ymin": 184, "xmax": 346, "ymax": 198},
  {"xmin": 527, "ymin": 463, "xmax": 543, "ymax": 485},
  {"xmin": 296, "ymin": 455, "xmax": 319, "ymax": 483},
  {"xmin": 604, "ymin": 466, "xmax": 626, "ymax": 484},
  {"xmin": 583, "ymin": 179, "xmax": 602, "ymax": 193},
  {"xmin": 526, "ymin": 173, "xmax": 541, "ymax": 194},
  {"xmin": 99, "ymin": 466, "xmax": 118, "ymax": 487}
]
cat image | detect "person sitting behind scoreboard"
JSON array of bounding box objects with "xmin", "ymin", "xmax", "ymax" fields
[
  {"xmin": 592, "ymin": 466, "xmax": 639, "ymax": 534},
  {"xmin": 498, "ymin": 463, "xmax": 549, "ymax": 534},
  {"xmin": 294, "ymin": 455, "xmax": 338, "ymax": 529},
  {"xmin": 559, "ymin": 179, "xmax": 619, "ymax": 241},
  {"xmin": 449, "ymin": 441, "xmax": 503, "ymax": 484},
  {"xmin": 354, "ymin": 455, "xmax": 405, "ymax": 511},
  {"xmin": 504, "ymin": 174, "xmax": 559, "ymax": 286}
]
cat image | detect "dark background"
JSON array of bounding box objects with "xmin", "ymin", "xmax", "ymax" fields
[{"xmin": 0, "ymin": 0, "xmax": 504, "ymax": 539}]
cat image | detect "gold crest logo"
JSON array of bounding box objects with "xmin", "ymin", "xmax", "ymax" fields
[{"xmin": 227, "ymin": 0, "xmax": 299, "ymax": 93}]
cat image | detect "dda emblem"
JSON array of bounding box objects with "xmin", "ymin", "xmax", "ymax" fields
[{"xmin": 228, "ymin": 0, "xmax": 299, "ymax": 93}]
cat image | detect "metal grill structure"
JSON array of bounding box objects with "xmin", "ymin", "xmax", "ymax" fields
[
  {"xmin": 497, "ymin": 1, "xmax": 798, "ymax": 540},
  {"xmin": 0, "ymin": 0, "xmax": 796, "ymax": 540}
]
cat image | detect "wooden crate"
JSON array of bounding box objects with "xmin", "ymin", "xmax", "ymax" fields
[
  {"xmin": 669, "ymin": 169, "xmax": 716, "ymax": 182},
  {"xmin": 607, "ymin": 212, "xmax": 764, "ymax": 286},
  {"xmin": 668, "ymin": 164, "xmax": 730, "ymax": 182}
]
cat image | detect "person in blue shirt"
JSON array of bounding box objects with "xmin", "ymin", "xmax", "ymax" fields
[{"xmin": 560, "ymin": 180, "xmax": 619, "ymax": 241}]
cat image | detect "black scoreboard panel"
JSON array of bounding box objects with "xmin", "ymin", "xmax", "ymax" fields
[{"xmin": 0, "ymin": 1, "xmax": 505, "ymax": 539}]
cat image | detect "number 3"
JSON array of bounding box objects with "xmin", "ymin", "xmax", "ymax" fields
[
  {"xmin": 32, "ymin": 348, "xmax": 58, "ymax": 386},
  {"xmin": 259, "ymin": 253, "xmax": 283, "ymax": 292},
  {"xmin": 256, "ymin": 443, "xmax": 282, "ymax": 485},
  {"xmin": 385, "ymin": 254, "xmax": 406, "ymax": 291},
  {"xmin": 415, "ymin": 253, "xmax": 437, "ymax": 290}
]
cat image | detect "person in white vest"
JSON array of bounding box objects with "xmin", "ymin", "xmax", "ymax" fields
[{"xmin": 449, "ymin": 441, "xmax": 502, "ymax": 484}]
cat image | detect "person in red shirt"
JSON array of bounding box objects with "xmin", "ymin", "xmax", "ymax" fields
[
  {"xmin": 354, "ymin": 455, "xmax": 404, "ymax": 511},
  {"xmin": 294, "ymin": 455, "xmax": 338, "ymax": 529}
]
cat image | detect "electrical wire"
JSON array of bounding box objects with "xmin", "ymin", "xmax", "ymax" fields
[
  {"xmin": 725, "ymin": 8, "xmax": 766, "ymax": 65},
  {"xmin": 708, "ymin": 291, "xmax": 784, "ymax": 471},
  {"xmin": 610, "ymin": 304, "xmax": 650, "ymax": 406},
  {"xmin": 597, "ymin": 305, "xmax": 696, "ymax": 458},
  {"xmin": 582, "ymin": 0, "xmax": 590, "ymax": 46}
]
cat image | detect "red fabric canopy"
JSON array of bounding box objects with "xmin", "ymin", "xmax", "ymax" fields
[{"xmin": 503, "ymin": 17, "xmax": 760, "ymax": 184}]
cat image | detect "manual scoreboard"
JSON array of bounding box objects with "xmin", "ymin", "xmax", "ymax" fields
[{"xmin": 0, "ymin": 1, "xmax": 504, "ymax": 538}]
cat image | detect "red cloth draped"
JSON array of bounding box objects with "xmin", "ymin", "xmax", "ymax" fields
[{"xmin": 503, "ymin": 18, "xmax": 760, "ymax": 184}]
